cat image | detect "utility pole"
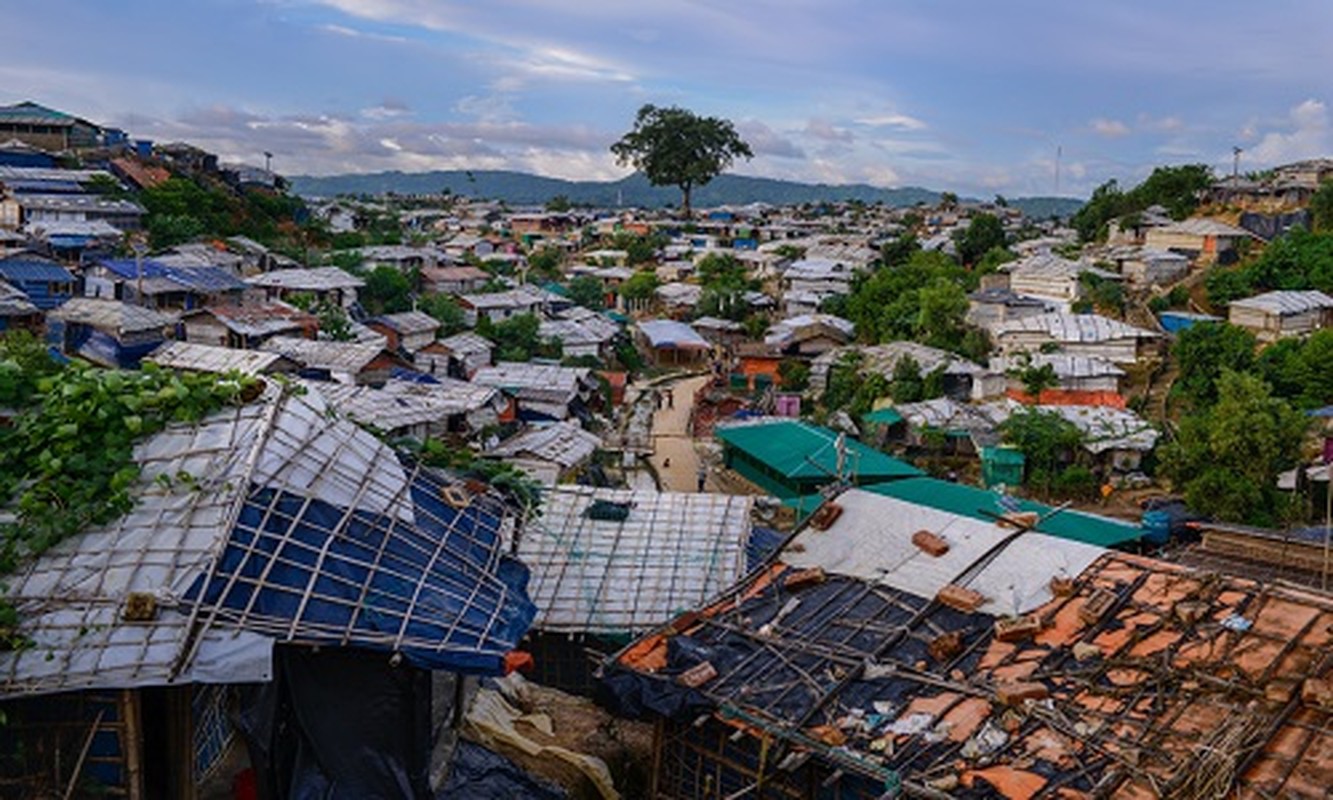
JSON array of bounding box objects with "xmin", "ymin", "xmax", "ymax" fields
[
  {"xmin": 264, "ymin": 151, "xmax": 273, "ymax": 174},
  {"xmin": 131, "ymin": 237, "xmax": 147, "ymax": 307},
  {"xmin": 1232, "ymin": 146, "xmax": 1243, "ymax": 181}
]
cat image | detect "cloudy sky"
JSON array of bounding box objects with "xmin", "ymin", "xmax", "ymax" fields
[{"xmin": 3, "ymin": 1, "xmax": 1331, "ymax": 196}]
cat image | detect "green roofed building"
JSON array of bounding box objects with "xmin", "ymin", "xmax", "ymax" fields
[
  {"xmin": 862, "ymin": 476, "xmax": 1141, "ymax": 548},
  {"xmin": 716, "ymin": 419, "xmax": 922, "ymax": 499}
]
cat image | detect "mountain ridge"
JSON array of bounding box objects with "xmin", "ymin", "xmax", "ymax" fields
[{"xmin": 288, "ymin": 169, "xmax": 1083, "ymax": 218}]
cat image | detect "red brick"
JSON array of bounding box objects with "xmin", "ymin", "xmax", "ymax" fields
[
  {"xmin": 912, "ymin": 529, "xmax": 950, "ymax": 557},
  {"xmin": 937, "ymin": 584, "xmax": 986, "ymax": 613},
  {"xmin": 677, "ymin": 661, "xmax": 718, "ymax": 688},
  {"xmin": 996, "ymin": 681, "xmax": 1049, "ymax": 705},
  {"xmin": 995, "ymin": 614, "xmax": 1043, "ymax": 643}
]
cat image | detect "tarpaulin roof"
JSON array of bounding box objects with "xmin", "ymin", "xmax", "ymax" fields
[
  {"xmin": 0, "ymin": 257, "xmax": 75, "ymax": 283},
  {"xmin": 96, "ymin": 258, "xmax": 245, "ymax": 294},
  {"xmin": 0, "ymin": 384, "xmax": 535, "ymax": 698},
  {"xmin": 716, "ymin": 418, "xmax": 922, "ymax": 482}
]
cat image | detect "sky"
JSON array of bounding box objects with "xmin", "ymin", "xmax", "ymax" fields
[{"xmin": 3, "ymin": 1, "xmax": 1332, "ymax": 197}]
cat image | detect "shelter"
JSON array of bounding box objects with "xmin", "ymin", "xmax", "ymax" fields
[
  {"xmin": 368, "ymin": 310, "xmax": 441, "ymax": 353},
  {"xmin": 601, "ymin": 486, "xmax": 1332, "ymax": 799},
  {"xmin": 145, "ymin": 340, "xmax": 300, "ymax": 376},
  {"xmin": 636, "ymin": 319, "xmax": 711, "ymax": 366},
  {"xmin": 471, "ymin": 362, "xmax": 598, "ymax": 421},
  {"xmin": 85, "ymin": 259, "xmax": 245, "ymax": 311},
  {"xmin": 259, "ymin": 336, "xmax": 409, "ymax": 385},
  {"xmin": 484, "ymin": 421, "xmax": 602, "ymax": 485},
  {"xmin": 0, "ymin": 255, "xmax": 75, "ymax": 309},
  {"xmin": 246, "ymin": 267, "xmax": 364, "ymax": 309},
  {"xmin": 46, "ymin": 298, "xmax": 177, "ymax": 368},
  {"xmin": 0, "ymin": 384, "xmax": 535, "ymax": 797},
  {"xmin": 420, "ymin": 331, "xmax": 493, "ymax": 379},
  {"xmin": 715, "ymin": 418, "xmax": 921, "ymax": 499},
  {"xmin": 0, "ymin": 278, "xmax": 41, "ymax": 332},
  {"xmin": 764, "ymin": 314, "xmax": 855, "ymax": 358},
  {"xmin": 990, "ymin": 311, "xmax": 1160, "ymax": 364},
  {"xmin": 516, "ymin": 487, "xmax": 752, "ymax": 694},
  {"xmin": 1228, "ymin": 289, "xmax": 1333, "ymax": 342},
  {"xmin": 180, "ymin": 301, "xmax": 316, "ymax": 348},
  {"xmin": 311, "ymin": 377, "xmax": 504, "ymax": 439}
]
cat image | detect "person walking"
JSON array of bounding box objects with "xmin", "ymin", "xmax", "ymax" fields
[
  {"xmin": 667, "ymin": 390, "xmax": 674, "ymax": 409},
  {"xmin": 696, "ymin": 465, "xmax": 707, "ymax": 492}
]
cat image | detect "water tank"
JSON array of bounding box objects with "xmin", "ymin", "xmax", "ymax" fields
[{"xmin": 1141, "ymin": 510, "xmax": 1172, "ymax": 546}]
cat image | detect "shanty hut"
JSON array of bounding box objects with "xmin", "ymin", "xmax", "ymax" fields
[{"xmin": 0, "ymin": 384, "xmax": 535, "ymax": 798}]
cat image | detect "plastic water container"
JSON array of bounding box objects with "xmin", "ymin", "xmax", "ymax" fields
[{"xmin": 1142, "ymin": 510, "xmax": 1172, "ymax": 546}]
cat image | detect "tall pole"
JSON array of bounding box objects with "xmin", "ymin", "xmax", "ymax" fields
[
  {"xmin": 1054, "ymin": 145, "xmax": 1062, "ymax": 196},
  {"xmin": 1232, "ymin": 146, "xmax": 1243, "ymax": 181}
]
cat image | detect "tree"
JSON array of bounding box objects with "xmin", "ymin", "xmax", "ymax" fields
[
  {"xmin": 475, "ymin": 313, "xmax": 558, "ymax": 362},
  {"xmin": 361, "ymin": 266, "xmax": 413, "ymax": 315},
  {"xmin": 1312, "ymin": 181, "xmax": 1333, "ymax": 233},
  {"xmin": 777, "ymin": 359, "xmax": 810, "ymax": 391},
  {"xmin": 1173, "ymin": 322, "xmax": 1257, "ymax": 408},
  {"xmin": 610, "ymin": 104, "xmax": 753, "ymax": 217},
  {"xmin": 418, "ymin": 293, "xmax": 466, "ymax": 336},
  {"xmin": 619, "ymin": 270, "xmax": 660, "ymax": 302},
  {"xmin": 545, "ymin": 194, "xmax": 572, "ymax": 213},
  {"xmin": 954, "ymin": 213, "xmax": 1006, "ymax": 266},
  {"xmin": 938, "ymin": 192, "xmax": 958, "ymax": 210},
  {"xmin": 999, "ymin": 408, "xmax": 1085, "ymax": 498},
  {"xmin": 567, "ymin": 276, "xmax": 607, "ymax": 311},
  {"xmin": 1160, "ymin": 371, "xmax": 1307, "ymax": 525},
  {"xmin": 880, "ymin": 234, "xmax": 919, "ymax": 268},
  {"xmin": 914, "ymin": 278, "xmax": 970, "ymax": 351}
]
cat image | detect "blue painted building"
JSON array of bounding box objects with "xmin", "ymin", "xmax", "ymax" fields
[
  {"xmin": 1158, "ymin": 311, "xmax": 1222, "ymax": 335},
  {"xmin": 0, "ymin": 256, "xmax": 76, "ymax": 310},
  {"xmin": 87, "ymin": 258, "xmax": 246, "ymax": 311}
]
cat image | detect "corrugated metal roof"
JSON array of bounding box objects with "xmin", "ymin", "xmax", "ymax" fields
[
  {"xmin": 1229, "ymin": 289, "xmax": 1333, "ymax": 315},
  {"xmin": 637, "ymin": 319, "xmax": 710, "ymax": 349},
  {"xmin": 145, "ymin": 341, "xmax": 292, "ymax": 375},
  {"xmin": 486, "ymin": 421, "xmax": 601, "ymax": 468},
  {"xmin": 96, "ymin": 258, "xmax": 245, "ymax": 294},
  {"xmin": 48, "ymin": 297, "xmax": 177, "ymax": 334},
  {"xmin": 715, "ymin": 418, "xmax": 922, "ymax": 481},
  {"xmin": 259, "ymin": 337, "xmax": 388, "ymax": 373},
  {"xmin": 246, "ymin": 267, "xmax": 364, "ymax": 291}
]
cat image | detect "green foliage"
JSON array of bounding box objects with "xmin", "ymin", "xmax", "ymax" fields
[
  {"xmin": 545, "ymin": 194, "xmax": 572, "ymax": 213},
  {"xmin": 86, "ymin": 173, "xmax": 132, "ymax": 200},
  {"xmin": 1010, "ymin": 361, "xmax": 1059, "ymax": 397},
  {"xmin": 1159, "ymin": 371, "xmax": 1307, "ymax": 525},
  {"xmin": 844, "ymin": 250, "xmax": 979, "ymax": 350},
  {"xmin": 954, "ymin": 213, "xmax": 1007, "ymax": 266},
  {"xmin": 361, "ymin": 266, "xmax": 414, "ymax": 315},
  {"xmin": 566, "ymin": 276, "xmax": 607, "ymax": 311},
  {"xmin": 998, "ymin": 408, "xmax": 1085, "ymax": 498},
  {"xmin": 0, "ymin": 331, "xmax": 62, "ymax": 407},
  {"xmin": 1311, "ymin": 181, "xmax": 1333, "ymax": 233},
  {"xmin": 0, "ymin": 364, "xmax": 257, "ymax": 586},
  {"xmin": 139, "ymin": 177, "xmax": 308, "ymax": 251},
  {"xmin": 611, "ymin": 104, "xmax": 754, "ymax": 215},
  {"xmin": 527, "ymin": 248, "xmax": 563, "ymax": 280},
  {"xmin": 417, "ymin": 293, "xmax": 467, "ymax": 335},
  {"xmin": 1071, "ymin": 165, "xmax": 1213, "ymax": 242},
  {"xmin": 1255, "ymin": 329, "xmax": 1333, "ymax": 409},
  {"xmin": 889, "ymin": 356, "xmax": 925, "ymax": 403},
  {"xmin": 777, "ymin": 359, "xmax": 809, "ymax": 392},
  {"xmin": 1079, "ymin": 272, "xmax": 1126, "ymax": 316},
  {"xmin": 410, "ymin": 438, "xmax": 542, "ymax": 512},
  {"xmin": 1147, "ymin": 285, "xmax": 1190, "ymax": 313},
  {"xmin": 879, "ymin": 234, "xmax": 919, "ymax": 268},
  {"xmin": 315, "ymin": 302, "xmax": 353, "ymax": 341},
  {"xmin": 475, "ymin": 313, "xmax": 558, "ymax": 362},
  {"xmin": 1206, "ymin": 227, "xmax": 1333, "ymax": 306},
  {"xmin": 1172, "ymin": 321, "xmax": 1257, "ymax": 408},
  {"xmin": 619, "ymin": 270, "xmax": 660, "ymax": 301},
  {"xmin": 976, "ymin": 246, "xmax": 1017, "ymax": 275},
  {"xmin": 613, "ymin": 339, "xmax": 644, "ymax": 372},
  {"xmin": 609, "ymin": 231, "xmax": 666, "ymax": 265}
]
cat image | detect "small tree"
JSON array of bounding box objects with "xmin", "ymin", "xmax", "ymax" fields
[
  {"xmin": 999, "ymin": 408, "xmax": 1085, "ymax": 498},
  {"xmin": 611, "ymin": 104, "xmax": 753, "ymax": 217},
  {"xmin": 567, "ymin": 276, "xmax": 607, "ymax": 311},
  {"xmin": 954, "ymin": 213, "xmax": 1006, "ymax": 266},
  {"xmin": 1160, "ymin": 370, "xmax": 1307, "ymax": 525}
]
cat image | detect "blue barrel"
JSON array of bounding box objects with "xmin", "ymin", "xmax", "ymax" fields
[{"xmin": 1142, "ymin": 510, "xmax": 1172, "ymax": 545}]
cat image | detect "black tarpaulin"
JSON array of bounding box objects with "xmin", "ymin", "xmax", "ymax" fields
[{"xmin": 235, "ymin": 645, "xmax": 434, "ymax": 800}]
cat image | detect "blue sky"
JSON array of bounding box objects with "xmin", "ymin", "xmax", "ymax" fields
[{"xmin": 3, "ymin": 0, "xmax": 1331, "ymax": 196}]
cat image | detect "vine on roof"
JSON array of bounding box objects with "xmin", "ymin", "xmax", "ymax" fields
[{"xmin": 0, "ymin": 334, "xmax": 259, "ymax": 642}]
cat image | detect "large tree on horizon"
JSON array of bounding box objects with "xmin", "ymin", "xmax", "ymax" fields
[{"xmin": 611, "ymin": 104, "xmax": 753, "ymax": 217}]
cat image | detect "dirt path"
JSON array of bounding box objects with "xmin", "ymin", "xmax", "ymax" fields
[{"xmin": 647, "ymin": 374, "xmax": 726, "ymax": 493}]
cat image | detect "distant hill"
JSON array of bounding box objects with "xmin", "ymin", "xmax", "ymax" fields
[{"xmin": 288, "ymin": 169, "xmax": 1083, "ymax": 218}]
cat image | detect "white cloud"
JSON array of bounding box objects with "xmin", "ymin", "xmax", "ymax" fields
[
  {"xmin": 1090, "ymin": 118, "xmax": 1131, "ymax": 138},
  {"xmin": 1247, "ymin": 98, "xmax": 1330, "ymax": 165},
  {"xmin": 855, "ymin": 113, "xmax": 927, "ymax": 131}
]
